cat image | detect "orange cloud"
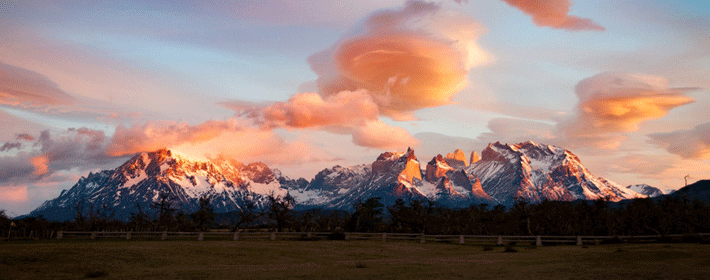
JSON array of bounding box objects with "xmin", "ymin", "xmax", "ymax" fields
[
  {"xmin": 260, "ymin": 90, "xmax": 379, "ymax": 128},
  {"xmin": 29, "ymin": 155, "xmax": 49, "ymax": 176},
  {"xmin": 106, "ymin": 119, "xmax": 247, "ymax": 156},
  {"xmin": 352, "ymin": 120, "xmax": 419, "ymax": 150},
  {"xmin": 560, "ymin": 72, "xmax": 695, "ymax": 148},
  {"xmin": 309, "ymin": 0, "xmax": 490, "ymax": 120},
  {"xmin": 501, "ymin": 0, "xmax": 605, "ymax": 31}
]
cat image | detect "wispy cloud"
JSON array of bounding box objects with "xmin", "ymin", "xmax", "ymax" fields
[
  {"xmin": 649, "ymin": 122, "xmax": 710, "ymax": 159},
  {"xmin": 501, "ymin": 0, "xmax": 605, "ymax": 31},
  {"xmin": 0, "ymin": 62, "xmax": 75, "ymax": 109}
]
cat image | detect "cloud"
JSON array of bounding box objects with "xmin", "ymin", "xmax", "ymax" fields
[
  {"xmin": 16, "ymin": 133, "xmax": 35, "ymax": 141},
  {"xmin": 500, "ymin": 0, "xmax": 605, "ymax": 31},
  {"xmin": 241, "ymin": 90, "xmax": 417, "ymax": 150},
  {"xmin": 0, "ymin": 185, "xmax": 28, "ymax": 203},
  {"xmin": 0, "ymin": 142, "xmax": 21, "ymax": 152},
  {"xmin": 309, "ymin": 0, "xmax": 491, "ymax": 120},
  {"xmin": 259, "ymin": 90, "xmax": 379, "ymax": 128},
  {"xmin": 352, "ymin": 120, "xmax": 419, "ymax": 150},
  {"xmin": 607, "ymin": 153, "xmax": 678, "ymax": 176},
  {"xmin": 649, "ymin": 122, "xmax": 710, "ymax": 159},
  {"xmin": 0, "ymin": 128, "xmax": 125, "ymax": 184},
  {"xmin": 226, "ymin": 1, "xmax": 488, "ymax": 150},
  {"xmin": 0, "ymin": 62, "xmax": 75, "ymax": 109},
  {"xmin": 559, "ymin": 72, "xmax": 695, "ymax": 149},
  {"xmin": 106, "ymin": 119, "xmax": 247, "ymax": 156},
  {"xmin": 477, "ymin": 118, "xmax": 556, "ymax": 145}
]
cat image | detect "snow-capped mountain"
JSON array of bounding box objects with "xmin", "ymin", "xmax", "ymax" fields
[
  {"xmin": 289, "ymin": 148, "xmax": 494, "ymax": 210},
  {"xmin": 466, "ymin": 141, "xmax": 644, "ymax": 205},
  {"xmin": 27, "ymin": 141, "xmax": 649, "ymax": 220},
  {"xmin": 627, "ymin": 184, "xmax": 664, "ymax": 198},
  {"xmin": 28, "ymin": 149, "xmax": 286, "ymax": 221}
]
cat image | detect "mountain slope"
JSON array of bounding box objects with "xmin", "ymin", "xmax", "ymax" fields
[
  {"xmin": 466, "ymin": 141, "xmax": 643, "ymax": 205},
  {"xmin": 627, "ymin": 184, "xmax": 664, "ymax": 198},
  {"xmin": 28, "ymin": 149, "xmax": 286, "ymax": 221}
]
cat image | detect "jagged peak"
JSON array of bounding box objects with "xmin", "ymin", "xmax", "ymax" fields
[
  {"xmin": 445, "ymin": 149, "xmax": 468, "ymax": 167},
  {"xmin": 376, "ymin": 147, "xmax": 418, "ymax": 163},
  {"xmin": 470, "ymin": 151, "xmax": 480, "ymax": 164}
]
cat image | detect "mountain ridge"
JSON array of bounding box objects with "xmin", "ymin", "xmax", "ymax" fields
[{"xmin": 27, "ymin": 141, "xmax": 649, "ymax": 221}]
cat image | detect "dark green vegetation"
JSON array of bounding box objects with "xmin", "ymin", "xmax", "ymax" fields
[
  {"xmin": 1, "ymin": 240, "xmax": 709, "ymax": 279},
  {"xmin": 3, "ymin": 194, "xmax": 710, "ymax": 240}
]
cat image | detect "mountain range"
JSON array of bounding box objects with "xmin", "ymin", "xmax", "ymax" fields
[{"xmin": 27, "ymin": 141, "xmax": 665, "ymax": 221}]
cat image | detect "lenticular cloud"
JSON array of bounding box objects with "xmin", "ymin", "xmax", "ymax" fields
[
  {"xmin": 308, "ymin": 0, "xmax": 491, "ymax": 120},
  {"xmin": 559, "ymin": 72, "xmax": 694, "ymax": 148},
  {"xmin": 237, "ymin": 0, "xmax": 490, "ymax": 150}
]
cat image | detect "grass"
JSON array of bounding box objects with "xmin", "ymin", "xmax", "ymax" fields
[{"xmin": 1, "ymin": 240, "xmax": 709, "ymax": 279}]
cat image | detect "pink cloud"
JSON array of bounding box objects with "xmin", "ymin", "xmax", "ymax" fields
[
  {"xmin": 650, "ymin": 122, "xmax": 710, "ymax": 159},
  {"xmin": 0, "ymin": 186, "xmax": 28, "ymax": 202},
  {"xmin": 260, "ymin": 90, "xmax": 379, "ymax": 128},
  {"xmin": 29, "ymin": 155, "xmax": 49, "ymax": 176},
  {"xmin": 352, "ymin": 120, "xmax": 419, "ymax": 150},
  {"xmin": 0, "ymin": 62, "xmax": 74, "ymax": 109},
  {"xmin": 106, "ymin": 119, "xmax": 247, "ymax": 156},
  {"xmin": 501, "ymin": 0, "xmax": 605, "ymax": 31}
]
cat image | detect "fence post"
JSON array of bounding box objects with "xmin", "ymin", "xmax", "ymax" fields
[
  {"xmin": 198, "ymin": 232, "xmax": 204, "ymax": 241},
  {"xmin": 459, "ymin": 235, "xmax": 464, "ymax": 244},
  {"xmin": 536, "ymin": 235, "xmax": 542, "ymax": 247},
  {"xmin": 91, "ymin": 232, "xmax": 96, "ymax": 240},
  {"xmin": 345, "ymin": 233, "xmax": 349, "ymax": 240},
  {"xmin": 161, "ymin": 231, "xmax": 167, "ymax": 240},
  {"xmin": 382, "ymin": 233, "xmax": 387, "ymax": 242},
  {"xmin": 576, "ymin": 236, "xmax": 582, "ymax": 246},
  {"xmin": 270, "ymin": 232, "xmax": 276, "ymax": 241},
  {"xmin": 420, "ymin": 233, "xmax": 426, "ymax": 243},
  {"xmin": 57, "ymin": 231, "xmax": 63, "ymax": 239},
  {"xmin": 233, "ymin": 232, "xmax": 239, "ymax": 241},
  {"xmin": 126, "ymin": 232, "xmax": 131, "ymax": 240},
  {"xmin": 497, "ymin": 236, "xmax": 502, "ymax": 246}
]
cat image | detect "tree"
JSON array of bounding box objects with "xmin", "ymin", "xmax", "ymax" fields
[
  {"xmin": 128, "ymin": 203, "xmax": 151, "ymax": 231},
  {"xmin": 152, "ymin": 191, "xmax": 176, "ymax": 231},
  {"xmin": 74, "ymin": 200, "xmax": 86, "ymax": 230},
  {"xmin": 232, "ymin": 192, "xmax": 261, "ymax": 232},
  {"xmin": 346, "ymin": 197, "xmax": 384, "ymax": 232},
  {"xmin": 192, "ymin": 196, "xmax": 215, "ymax": 231},
  {"xmin": 266, "ymin": 192, "xmax": 295, "ymax": 232}
]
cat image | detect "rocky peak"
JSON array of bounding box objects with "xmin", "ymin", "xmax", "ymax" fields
[
  {"xmin": 444, "ymin": 149, "xmax": 468, "ymax": 169},
  {"xmin": 425, "ymin": 155, "xmax": 454, "ymax": 183},
  {"xmin": 243, "ymin": 162, "xmax": 275, "ymax": 184},
  {"xmin": 470, "ymin": 151, "xmax": 480, "ymax": 165}
]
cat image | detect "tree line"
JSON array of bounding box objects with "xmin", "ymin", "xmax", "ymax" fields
[{"xmin": 2, "ymin": 194, "xmax": 710, "ymax": 239}]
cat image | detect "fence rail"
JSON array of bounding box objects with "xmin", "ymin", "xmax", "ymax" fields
[{"xmin": 49, "ymin": 231, "xmax": 710, "ymax": 246}]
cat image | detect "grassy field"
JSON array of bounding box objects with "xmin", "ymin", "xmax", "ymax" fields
[{"xmin": 1, "ymin": 239, "xmax": 709, "ymax": 279}]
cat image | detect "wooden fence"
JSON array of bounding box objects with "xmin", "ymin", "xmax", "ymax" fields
[{"xmin": 51, "ymin": 231, "xmax": 710, "ymax": 246}]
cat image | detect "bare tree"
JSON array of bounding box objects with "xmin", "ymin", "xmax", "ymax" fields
[
  {"xmin": 152, "ymin": 191, "xmax": 176, "ymax": 231},
  {"xmin": 232, "ymin": 191, "xmax": 261, "ymax": 232},
  {"xmin": 266, "ymin": 192, "xmax": 295, "ymax": 232},
  {"xmin": 192, "ymin": 195, "xmax": 215, "ymax": 231}
]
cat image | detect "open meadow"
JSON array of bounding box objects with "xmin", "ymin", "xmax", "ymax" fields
[{"xmin": 1, "ymin": 239, "xmax": 709, "ymax": 279}]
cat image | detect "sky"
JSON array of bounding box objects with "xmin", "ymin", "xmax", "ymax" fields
[{"xmin": 1, "ymin": 0, "xmax": 709, "ymax": 216}]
